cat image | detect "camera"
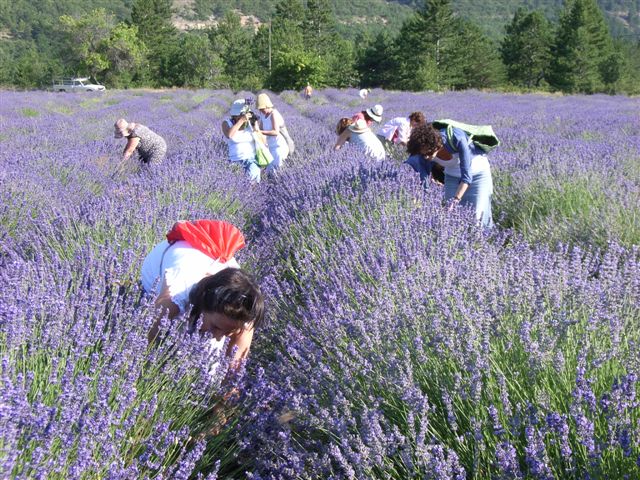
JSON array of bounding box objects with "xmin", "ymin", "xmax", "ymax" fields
[{"xmin": 244, "ymin": 108, "xmax": 258, "ymax": 127}]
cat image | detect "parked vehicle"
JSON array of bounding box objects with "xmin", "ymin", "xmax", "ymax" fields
[{"xmin": 52, "ymin": 77, "xmax": 106, "ymax": 92}]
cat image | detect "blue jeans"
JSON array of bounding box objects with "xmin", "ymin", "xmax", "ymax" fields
[
  {"xmin": 445, "ymin": 171, "xmax": 494, "ymax": 228},
  {"xmin": 404, "ymin": 154, "xmax": 432, "ymax": 186},
  {"xmin": 234, "ymin": 159, "xmax": 261, "ymax": 183}
]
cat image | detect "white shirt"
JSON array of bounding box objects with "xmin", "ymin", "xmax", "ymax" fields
[
  {"xmin": 350, "ymin": 130, "xmax": 386, "ymax": 161},
  {"xmin": 359, "ymin": 88, "xmax": 369, "ymax": 99},
  {"xmin": 225, "ymin": 119, "xmax": 255, "ymax": 162},
  {"xmin": 258, "ymin": 109, "xmax": 289, "ymax": 153},
  {"xmin": 431, "ymin": 152, "xmax": 490, "ymax": 179},
  {"xmin": 379, "ymin": 117, "xmax": 411, "ymax": 144},
  {"xmin": 141, "ymin": 240, "xmax": 240, "ymax": 314}
]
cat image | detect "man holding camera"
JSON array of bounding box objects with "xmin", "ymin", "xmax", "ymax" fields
[{"xmin": 221, "ymin": 98, "xmax": 266, "ymax": 183}]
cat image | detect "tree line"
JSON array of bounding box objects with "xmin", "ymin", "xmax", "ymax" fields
[{"xmin": 1, "ymin": 0, "xmax": 638, "ymax": 94}]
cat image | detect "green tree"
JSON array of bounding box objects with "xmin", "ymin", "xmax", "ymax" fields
[
  {"xmin": 168, "ymin": 33, "xmax": 225, "ymax": 88},
  {"xmin": 548, "ymin": 0, "xmax": 620, "ymax": 93},
  {"xmin": 453, "ymin": 21, "xmax": 504, "ymax": 89},
  {"xmin": 501, "ymin": 9, "xmax": 553, "ymax": 88},
  {"xmin": 130, "ymin": 0, "xmax": 178, "ymax": 85},
  {"xmin": 209, "ymin": 12, "xmax": 263, "ymax": 90},
  {"xmin": 395, "ymin": 0, "xmax": 461, "ymax": 90},
  {"xmin": 303, "ymin": 0, "xmax": 336, "ymax": 53},
  {"xmin": 130, "ymin": 0, "xmax": 175, "ymax": 45},
  {"xmin": 274, "ymin": 0, "xmax": 305, "ymax": 26},
  {"xmin": 266, "ymin": 48, "xmax": 328, "ymax": 91},
  {"xmin": 357, "ymin": 31, "xmax": 398, "ymax": 88},
  {"xmin": 102, "ymin": 23, "xmax": 148, "ymax": 87},
  {"xmin": 325, "ymin": 37, "xmax": 359, "ymax": 87},
  {"xmin": 58, "ymin": 9, "xmax": 114, "ymax": 79}
]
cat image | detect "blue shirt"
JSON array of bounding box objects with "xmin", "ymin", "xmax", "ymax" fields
[{"xmin": 440, "ymin": 127, "xmax": 484, "ymax": 185}]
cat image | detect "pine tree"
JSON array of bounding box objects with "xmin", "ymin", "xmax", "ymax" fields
[
  {"xmin": 130, "ymin": 0, "xmax": 176, "ymax": 46},
  {"xmin": 303, "ymin": 0, "xmax": 336, "ymax": 53},
  {"xmin": 130, "ymin": 0, "xmax": 177, "ymax": 86},
  {"xmin": 501, "ymin": 9, "xmax": 553, "ymax": 88},
  {"xmin": 209, "ymin": 12, "xmax": 262, "ymax": 91},
  {"xmin": 357, "ymin": 31, "xmax": 398, "ymax": 88},
  {"xmin": 548, "ymin": 0, "xmax": 619, "ymax": 93},
  {"xmin": 394, "ymin": 0, "xmax": 499, "ymax": 91}
]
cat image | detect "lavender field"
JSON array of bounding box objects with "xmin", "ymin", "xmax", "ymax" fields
[{"xmin": 1, "ymin": 88, "xmax": 639, "ymax": 479}]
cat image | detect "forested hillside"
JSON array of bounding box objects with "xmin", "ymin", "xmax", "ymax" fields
[
  {"xmin": 2, "ymin": 0, "xmax": 639, "ymax": 40},
  {"xmin": 1, "ymin": 0, "xmax": 639, "ymax": 93}
]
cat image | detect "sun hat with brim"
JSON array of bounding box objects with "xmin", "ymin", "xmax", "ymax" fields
[
  {"xmin": 230, "ymin": 99, "xmax": 248, "ymax": 116},
  {"xmin": 256, "ymin": 93, "xmax": 274, "ymax": 109},
  {"xmin": 366, "ymin": 104, "xmax": 383, "ymax": 123},
  {"xmin": 349, "ymin": 119, "xmax": 370, "ymax": 134},
  {"xmin": 114, "ymin": 118, "xmax": 130, "ymax": 138}
]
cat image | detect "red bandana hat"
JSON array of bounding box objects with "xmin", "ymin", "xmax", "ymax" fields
[{"xmin": 166, "ymin": 220, "xmax": 245, "ymax": 263}]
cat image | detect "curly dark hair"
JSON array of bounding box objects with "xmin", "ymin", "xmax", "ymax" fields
[
  {"xmin": 407, "ymin": 124, "xmax": 442, "ymax": 156},
  {"xmin": 408, "ymin": 111, "xmax": 426, "ymax": 126}
]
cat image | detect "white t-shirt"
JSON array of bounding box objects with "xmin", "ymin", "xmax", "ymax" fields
[
  {"xmin": 379, "ymin": 117, "xmax": 411, "ymax": 144},
  {"xmin": 359, "ymin": 88, "xmax": 369, "ymax": 99},
  {"xmin": 350, "ymin": 130, "xmax": 386, "ymax": 161},
  {"xmin": 225, "ymin": 119, "xmax": 256, "ymax": 163},
  {"xmin": 258, "ymin": 109, "xmax": 289, "ymax": 153},
  {"xmin": 431, "ymin": 152, "xmax": 490, "ymax": 179},
  {"xmin": 141, "ymin": 240, "xmax": 240, "ymax": 314}
]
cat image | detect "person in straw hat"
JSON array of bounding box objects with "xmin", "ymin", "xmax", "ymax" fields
[
  {"xmin": 334, "ymin": 118, "xmax": 386, "ymax": 161},
  {"xmin": 114, "ymin": 118, "xmax": 167, "ymax": 167},
  {"xmin": 255, "ymin": 93, "xmax": 290, "ymax": 173},
  {"xmin": 221, "ymin": 98, "xmax": 265, "ymax": 183},
  {"xmin": 351, "ymin": 104, "xmax": 383, "ymax": 128}
]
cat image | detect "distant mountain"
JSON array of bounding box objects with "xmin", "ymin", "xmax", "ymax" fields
[
  {"xmin": 171, "ymin": 0, "xmax": 640, "ymax": 40},
  {"xmin": 2, "ymin": 0, "xmax": 638, "ymax": 42}
]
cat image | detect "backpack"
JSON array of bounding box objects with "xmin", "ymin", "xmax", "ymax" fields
[
  {"xmin": 279, "ymin": 125, "xmax": 295, "ymax": 155},
  {"xmin": 431, "ymin": 119, "xmax": 500, "ymax": 154}
]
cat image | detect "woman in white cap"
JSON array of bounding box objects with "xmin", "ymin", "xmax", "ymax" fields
[
  {"xmin": 255, "ymin": 93, "xmax": 290, "ymax": 173},
  {"xmin": 351, "ymin": 104, "xmax": 383, "ymax": 128},
  {"xmin": 221, "ymin": 98, "xmax": 263, "ymax": 183},
  {"xmin": 114, "ymin": 118, "xmax": 167, "ymax": 166},
  {"xmin": 334, "ymin": 118, "xmax": 386, "ymax": 161}
]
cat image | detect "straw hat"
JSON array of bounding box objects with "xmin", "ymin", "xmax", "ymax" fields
[
  {"xmin": 230, "ymin": 99, "xmax": 248, "ymax": 116},
  {"xmin": 366, "ymin": 104, "xmax": 383, "ymax": 123},
  {"xmin": 349, "ymin": 118, "xmax": 369, "ymax": 134},
  {"xmin": 114, "ymin": 118, "xmax": 130, "ymax": 138},
  {"xmin": 256, "ymin": 93, "xmax": 274, "ymax": 109}
]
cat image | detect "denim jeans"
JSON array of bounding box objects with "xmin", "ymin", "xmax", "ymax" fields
[
  {"xmin": 234, "ymin": 159, "xmax": 261, "ymax": 183},
  {"xmin": 445, "ymin": 170, "xmax": 494, "ymax": 228}
]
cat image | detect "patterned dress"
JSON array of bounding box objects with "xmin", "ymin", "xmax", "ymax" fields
[{"xmin": 129, "ymin": 125, "xmax": 167, "ymax": 165}]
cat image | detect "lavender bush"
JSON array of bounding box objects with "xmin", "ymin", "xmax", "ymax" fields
[{"xmin": 1, "ymin": 88, "xmax": 639, "ymax": 478}]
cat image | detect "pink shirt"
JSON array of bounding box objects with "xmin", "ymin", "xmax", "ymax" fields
[{"xmin": 351, "ymin": 112, "xmax": 374, "ymax": 127}]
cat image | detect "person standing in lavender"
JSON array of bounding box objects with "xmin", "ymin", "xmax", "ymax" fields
[
  {"xmin": 407, "ymin": 123, "xmax": 494, "ymax": 227},
  {"xmin": 142, "ymin": 220, "xmax": 265, "ymax": 369},
  {"xmin": 114, "ymin": 118, "xmax": 167, "ymax": 166},
  {"xmin": 303, "ymin": 83, "xmax": 313, "ymax": 100},
  {"xmin": 222, "ymin": 99, "xmax": 263, "ymax": 183},
  {"xmin": 255, "ymin": 93, "xmax": 290, "ymax": 173}
]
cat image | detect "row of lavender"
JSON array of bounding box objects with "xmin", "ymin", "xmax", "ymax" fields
[{"xmin": 1, "ymin": 88, "xmax": 639, "ymax": 478}]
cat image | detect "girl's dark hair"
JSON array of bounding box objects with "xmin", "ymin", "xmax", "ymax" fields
[
  {"xmin": 407, "ymin": 123, "xmax": 442, "ymax": 156},
  {"xmin": 189, "ymin": 268, "xmax": 265, "ymax": 330},
  {"xmin": 408, "ymin": 111, "xmax": 426, "ymax": 125},
  {"xmin": 336, "ymin": 117, "xmax": 353, "ymax": 135}
]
